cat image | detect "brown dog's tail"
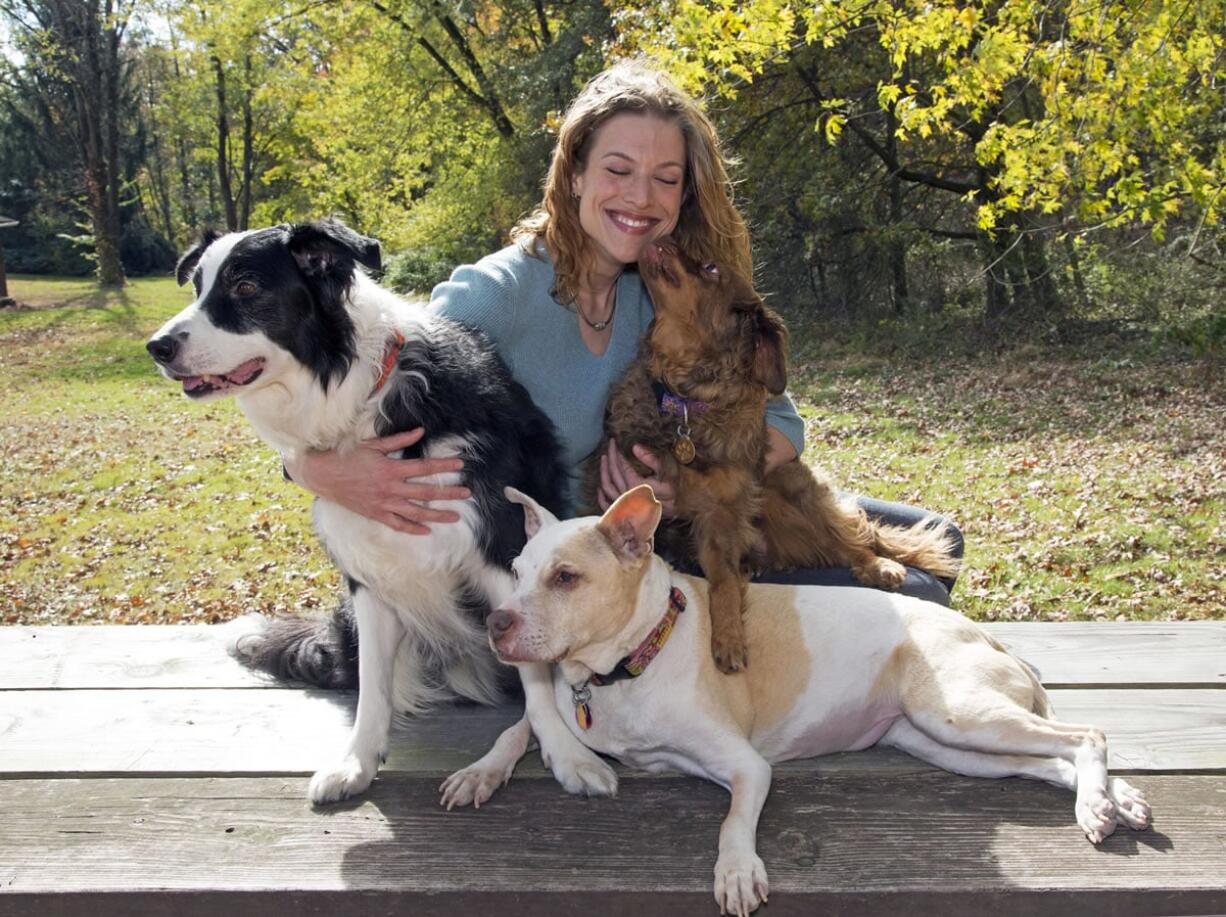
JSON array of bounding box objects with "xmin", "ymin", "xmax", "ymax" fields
[{"xmin": 871, "ymin": 517, "xmax": 962, "ymax": 581}]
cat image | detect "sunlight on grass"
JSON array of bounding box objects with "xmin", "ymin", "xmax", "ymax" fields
[{"xmin": 1, "ymin": 274, "xmax": 1222, "ymax": 624}]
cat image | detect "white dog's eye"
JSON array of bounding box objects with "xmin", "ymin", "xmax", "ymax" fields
[
  {"xmin": 235, "ymin": 280, "xmax": 258, "ymax": 297},
  {"xmin": 552, "ymin": 569, "xmax": 579, "ymax": 587}
]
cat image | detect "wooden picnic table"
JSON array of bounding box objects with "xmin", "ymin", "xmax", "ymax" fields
[{"xmin": 1, "ymin": 621, "xmax": 1224, "ymax": 916}]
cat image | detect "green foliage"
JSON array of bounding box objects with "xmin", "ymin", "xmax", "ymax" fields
[
  {"xmin": 617, "ymin": 0, "xmax": 1225, "ymax": 239},
  {"xmin": 382, "ymin": 247, "xmax": 457, "ymax": 296}
]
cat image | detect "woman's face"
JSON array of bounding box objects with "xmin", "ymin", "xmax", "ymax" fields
[{"xmin": 572, "ymin": 112, "xmax": 686, "ymax": 279}]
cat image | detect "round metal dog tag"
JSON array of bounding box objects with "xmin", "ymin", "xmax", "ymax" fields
[{"xmin": 673, "ymin": 433, "xmax": 696, "ymax": 465}]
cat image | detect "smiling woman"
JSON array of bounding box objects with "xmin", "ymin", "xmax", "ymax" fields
[
  {"xmin": 285, "ymin": 62, "xmax": 960, "ymax": 612},
  {"xmin": 287, "ymin": 62, "xmax": 804, "ymax": 526}
]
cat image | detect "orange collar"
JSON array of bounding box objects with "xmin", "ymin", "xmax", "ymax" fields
[{"xmin": 370, "ymin": 330, "xmax": 405, "ymax": 398}]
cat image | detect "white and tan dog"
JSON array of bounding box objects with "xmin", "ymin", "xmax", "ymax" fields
[{"xmin": 441, "ymin": 484, "xmax": 1152, "ymax": 916}]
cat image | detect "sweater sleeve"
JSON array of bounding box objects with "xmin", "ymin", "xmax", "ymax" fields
[
  {"xmin": 428, "ymin": 255, "xmax": 522, "ymax": 367},
  {"xmin": 765, "ymin": 392, "xmax": 806, "ymax": 458}
]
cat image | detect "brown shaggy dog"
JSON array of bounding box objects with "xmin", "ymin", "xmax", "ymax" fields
[{"xmin": 585, "ymin": 241, "xmax": 959, "ymax": 673}]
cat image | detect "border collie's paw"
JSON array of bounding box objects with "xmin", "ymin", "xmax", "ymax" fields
[
  {"xmin": 439, "ymin": 761, "xmax": 514, "ymax": 810},
  {"xmin": 545, "ymin": 748, "xmax": 618, "ymax": 797},
  {"xmin": 1109, "ymin": 777, "xmax": 1152, "ymax": 830},
  {"xmin": 714, "ymin": 852, "xmax": 769, "ymax": 917},
  {"xmin": 1076, "ymin": 789, "xmax": 1117, "ymax": 844},
  {"xmin": 308, "ymin": 755, "xmax": 376, "ymax": 805}
]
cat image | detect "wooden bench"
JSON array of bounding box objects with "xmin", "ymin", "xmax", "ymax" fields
[{"xmin": 2, "ymin": 622, "xmax": 1225, "ymax": 916}]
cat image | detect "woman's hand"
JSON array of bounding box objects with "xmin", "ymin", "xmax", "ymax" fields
[
  {"xmin": 284, "ymin": 428, "xmax": 471, "ymax": 535},
  {"xmin": 598, "ymin": 438, "xmax": 678, "ymax": 517}
]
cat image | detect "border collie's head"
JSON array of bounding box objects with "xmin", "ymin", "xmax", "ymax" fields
[{"xmin": 146, "ymin": 219, "xmax": 381, "ymax": 400}]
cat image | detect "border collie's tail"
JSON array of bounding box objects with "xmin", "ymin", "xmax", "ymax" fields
[{"xmin": 226, "ymin": 596, "xmax": 358, "ymax": 689}]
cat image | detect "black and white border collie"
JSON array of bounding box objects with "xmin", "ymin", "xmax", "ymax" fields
[{"xmin": 148, "ymin": 219, "xmax": 618, "ymax": 804}]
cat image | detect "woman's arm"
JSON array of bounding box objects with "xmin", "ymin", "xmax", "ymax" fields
[
  {"xmin": 284, "ymin": 429, "xmax": 470, "ymax": 535},
  {"xmin": 598, "ymin": 422, "xmax": 799, "ymax": 515},
  {"xmin": 285, "ymin": 256, "xmax": 521, "ymax": 532}
]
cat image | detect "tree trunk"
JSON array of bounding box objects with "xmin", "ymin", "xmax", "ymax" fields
[
  {"xmin": 981, "ymin": 231, "xmax": 1013, "ymax": 322},
  {"xmin": 1064, "ymin": 234, "xmax": 1091, "ymax": 311},
  {"xmin": 101, "ymin": 0, "xmax": 124, "ymax": 284},
  {"xmin": 885, "ymin": 101, "xmax": 908, "ymax": 314},
  {"xmin": 239, "ymin": 56, "xmax": 254, "ymax": 231},
  {"xmin": 63, "ymin": 0, "xmax": 126, "ymax": 287},
  {"xmin": 212, "ymin": 56, "xmax": 238, "ymax": 232},
  {"xmin": 1021, "ymin": 229, "xmax": 1062, "ymax": 313},
  {"xmin": 0, "ymin": 239, "xmax": 9, "ymax": 299}
]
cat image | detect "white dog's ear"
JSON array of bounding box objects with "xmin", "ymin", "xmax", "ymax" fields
[
  {"xmin": 504, "ymin": 487, "xmax": 560, "ymax": 539},
  {"xmin": 597, "ymin": 485, "xmax": 662, "ymax": 563}
]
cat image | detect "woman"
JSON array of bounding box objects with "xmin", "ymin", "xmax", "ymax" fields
[{"xmin": 286, "ymin": 63, "xmax": 961, "ymax": 605}]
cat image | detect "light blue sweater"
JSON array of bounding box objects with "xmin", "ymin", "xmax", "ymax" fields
[{"xmin": 429, "ymin": 243, "xmax": 806, "ymax": 513}]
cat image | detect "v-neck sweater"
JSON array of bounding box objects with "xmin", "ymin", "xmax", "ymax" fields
[{"xmin": 429, "ymin": 243, "xmax": 805, "ymax": 513}]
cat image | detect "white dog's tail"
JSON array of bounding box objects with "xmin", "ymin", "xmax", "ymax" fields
[{"xmin": 224, "ymin": 597, "xmax": 358, "ymax": 689}]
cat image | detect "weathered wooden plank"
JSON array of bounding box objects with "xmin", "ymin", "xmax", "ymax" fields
[
  {"xmin": 0, "ymin": 624, "xmax": 275, "ymax": 690},
  {"xmin": 0, "ymin": 688, "xmax": 1222, "ymax": 776},
  {"xmin": 0, "ymin": 774, "xmax": 1222, "ymax": 913},
  {"xmin": 3, "ymin": 621, "xmax": 1225, "ymax": 690},
  {"xmin": 987, "ymin": 621, "xmax": 1226, "ymax": 687}
]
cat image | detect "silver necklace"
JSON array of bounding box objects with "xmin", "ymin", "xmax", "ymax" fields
[{"xmin": 577, "ymin": 283, "xmax": 616, "ymax": 332}]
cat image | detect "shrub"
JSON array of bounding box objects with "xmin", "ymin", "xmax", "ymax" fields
[{"xmin": 381, "ymin": 247, "xmax": 458, "ymax": 297}]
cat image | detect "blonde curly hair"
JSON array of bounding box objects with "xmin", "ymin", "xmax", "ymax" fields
[{"xmin": 513, "ymin": 62, "xmax": 751, "ymax": 306}]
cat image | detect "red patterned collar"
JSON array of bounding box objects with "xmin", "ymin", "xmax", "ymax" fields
[
  {"xmin": 571, "ymin": 586, "xmax": 687, "ymax": 730},
  {"xmin": 370, "ymin": 330, "xmax": 405, "ymax": 398}
]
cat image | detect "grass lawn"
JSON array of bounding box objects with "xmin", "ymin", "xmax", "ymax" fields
[{"xmin": 1, "ymin": 274, "xmax": 1222, "ymax": 625}]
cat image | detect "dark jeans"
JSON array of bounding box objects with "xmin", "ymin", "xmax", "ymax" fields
[{"xmin": 750, "ymin": 494, "xmax": 964, "ymax": 606}]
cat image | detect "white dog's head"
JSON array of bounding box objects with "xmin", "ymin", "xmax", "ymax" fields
[
  {"xmin": 487, "ymin": 485, "xmax": 664, "ymax": 668},
  {"xmin": 146, "ymin": 219, "xmax": 381, "ymax": 400}
]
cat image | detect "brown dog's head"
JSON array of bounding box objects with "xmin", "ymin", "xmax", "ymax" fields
[{"xmin": 638, "ymin": 240, "xmax": 788, "ymax": 402}]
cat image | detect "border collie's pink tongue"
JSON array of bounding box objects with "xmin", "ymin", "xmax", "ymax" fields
[
  {"xmin": 224, "ymin": 358, "xmax": 264, "ymax": 385},
  {"xmin": 178, "ymin": 357, "xmax": 265, "ymax": 396}
]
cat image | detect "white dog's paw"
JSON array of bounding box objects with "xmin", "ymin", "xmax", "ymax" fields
[
  {"xmin": 1108, "ymin": 777, "xmax": 1152, "ymax": 830},
  {"xmin": 1076, "ymin": 789, "xmax": 1118, "ymax": 844},
  {"xmin": 713, "ymin": 852, "xmax": 769, "ymax": 917},
  {"xmin": 308, "ymin": 755, "xmax": 377, "ymax": 805},
  {"xmin": 543, "ymin": 747, "xmax": 618, "ymax": 797},
  {"xmin": 439, "ymin": 761, "xmax": 514, "ymax": 810}
]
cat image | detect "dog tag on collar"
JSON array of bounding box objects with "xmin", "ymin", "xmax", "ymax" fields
[
  {"xmin": 572, "ymin": 683, "xmax": 593, "ymax": 730},
  {"xmin": 674, "ymin": 425, "xmax": 696, "ymax": 465}
]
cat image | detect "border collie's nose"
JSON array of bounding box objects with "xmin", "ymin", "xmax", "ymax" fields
[{"xmin": 147, "ymin": 336, "xmax": 178, "ymax": 364}]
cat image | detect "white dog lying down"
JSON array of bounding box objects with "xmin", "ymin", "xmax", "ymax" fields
[{"xmin": 440, "ymin": 484, "xmax": 1152, "ymax": 916}]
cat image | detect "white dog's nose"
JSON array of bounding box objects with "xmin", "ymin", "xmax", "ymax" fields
[{"xmin": 488, "ymin": 609, "xmax": 517, "ymax": 637}]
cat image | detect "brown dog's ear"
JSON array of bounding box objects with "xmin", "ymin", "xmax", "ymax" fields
[
  {"xmin": 597, "ymin": 485, "xmax": 662, "ymax": 564},
  {"xmin": 751, "ymin": 306, "xmax": 789, "ymax": 395}
]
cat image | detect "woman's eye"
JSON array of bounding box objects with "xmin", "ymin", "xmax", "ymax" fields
[
  {"xmin": 656, "ymin": 177, "xmax": 679, "ymax": 186},
  {"xmin": 235, "ymin": 280, "xmax": 258, "ymax": 296},
  {"xmin": 607, "ymin": 168, "xmax": 630, "ymax": 177}
]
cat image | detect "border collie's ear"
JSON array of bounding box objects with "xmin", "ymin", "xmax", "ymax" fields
[
  {"xmin": 288, "ymin": 219, "xmax": 382, "ymax": 277},
  {"xmin": 505, "ymin": 487, "xmax": 561, "ymax": 539},
  {"xmin": 175, "ymin": 228, "xmax": 221, "ymax": 287}
]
